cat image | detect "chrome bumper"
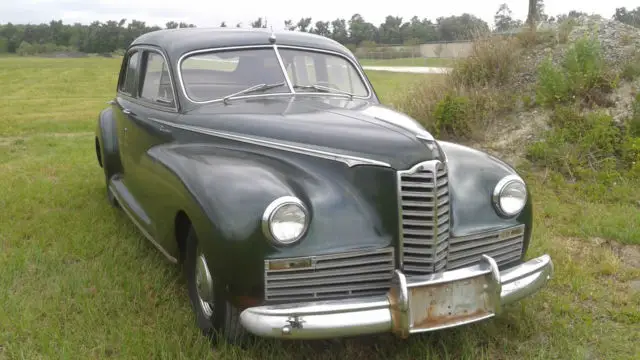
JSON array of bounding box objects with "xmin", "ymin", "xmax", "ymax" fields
[{"xmin": 240, "ymin": 254, "xmax": 553, "ymax": 339}]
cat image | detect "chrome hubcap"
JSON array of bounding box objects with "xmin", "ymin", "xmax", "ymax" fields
[{"xmin": 195, "ymin": 250, "xmax": 214, "ymax": 317}]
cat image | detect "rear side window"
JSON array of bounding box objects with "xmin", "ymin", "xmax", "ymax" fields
[
  {"xmin": 140, "ymin": 51, "xmax": 175, "ymax": 107},
  {"xmin": 118, "ymin": 51, "xmax": 140, "ymax": 95}
]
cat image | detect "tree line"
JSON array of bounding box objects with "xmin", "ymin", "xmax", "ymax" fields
[{"xmin": 0, "ymin": 2, "xmax": 638, "ymax": 56}]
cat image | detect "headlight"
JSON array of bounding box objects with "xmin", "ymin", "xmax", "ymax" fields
[
  {"xmin": 262, "ymin": 196, "xmax": 309, "ymax": 246},
  {"xmin": 492, "ymin": 175, "xmax": 527, "ymax": 217}
]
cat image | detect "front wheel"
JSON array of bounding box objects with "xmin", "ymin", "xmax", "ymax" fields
[{"xmin": 183, "ymin": 226, "xmax": 247, "ymax": 345}]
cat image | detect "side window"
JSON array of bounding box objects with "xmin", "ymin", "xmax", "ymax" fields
[
  {"xmin": 140, "ymin": 51, "xmax": 175, "ymax": 106},
  {"xmin": 118, "ymin": 51, "xmax": 140, "ymax": 95}
]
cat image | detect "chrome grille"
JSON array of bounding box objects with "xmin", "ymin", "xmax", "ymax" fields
[
  {"xmin": 447, "ymin": 225, "xmax": 525, "ymax": 270},
  {"xmin": 397, "ymin": 160, "xmax": 450, "ymax": 276},
  {"xmin": 264, "ymin": 248, "xmax": 394, "ymax": 302}
]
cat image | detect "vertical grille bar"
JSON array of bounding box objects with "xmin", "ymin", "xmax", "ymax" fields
[{"xmin": 397, "ymin": 160, "xmax": 451, "ymax": 276}]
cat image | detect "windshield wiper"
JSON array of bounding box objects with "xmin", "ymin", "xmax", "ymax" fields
[
  {"xmin": 293, "ymin": 84, "xmax": 354, "ymax": 99},
  {"xmin": 223, "ymin": 82, "xmax": 286, "ymax": 104}
]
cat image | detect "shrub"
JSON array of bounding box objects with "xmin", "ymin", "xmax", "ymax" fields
[
  {"xmin": 526, "ymin": 105, "xmax": 638, "ymax": 182},
  {"xmin": 621, "ymin": 53, "xmax": 640, "ymax": 81},
  {"xmin": 515, "ymin": 29, "xmax": 557, "ymax": 48},
  {"xmin": 395, "ymin": 35, "xmax": 521, "ymax": 140},
  {"xmin": 630, "ymin": 94, "xmax": 640, "ymax": 137},
  {"xmin": 16, "ymin": 41, "xmax": 35, "ymax": 56},
  {"xmin": 558, "ymin": 19, "xmax": 578, "ymax": 44},
  {"xmin": 536, "ymin": 57, "xmax": 572, "ymax": 106},
  {"xmin": 536, "ymin": 37, "xmax": 616, "ymax": 108},
  {"xmin": 0, "ymin": 37, "xmax": 8, "ymax": 53},
  {"xmin": 433, "ymin": 94, "xmax": 471, "ymax": 137},
  {"xmin": 451, "ymin": 35, "xmax": 521, "ymax": 87}
]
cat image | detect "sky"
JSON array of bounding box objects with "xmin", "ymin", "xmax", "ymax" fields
[{"xmin": 1, "ymin": 1, "xmax": 638, "ymax": 30}]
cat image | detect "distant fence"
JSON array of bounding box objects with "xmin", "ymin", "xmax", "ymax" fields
[{"xmin": 354, "ymin": 40, "xmax": 474, "ymax": 61}]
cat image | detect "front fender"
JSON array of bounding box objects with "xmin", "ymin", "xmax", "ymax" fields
[
  {"xmin": 146, "ymin": 143, "xmax": 397, "ymax": 298},
  {"xmin": 439, "ymin": 141, "xmax": 533, "ymax": 255}
]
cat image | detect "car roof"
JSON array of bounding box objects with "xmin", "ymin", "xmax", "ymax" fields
[{"xmin": 130, "ymin": 28, "xmax": 354, "ymax": 60}]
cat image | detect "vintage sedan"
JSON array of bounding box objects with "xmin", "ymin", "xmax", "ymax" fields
[{"xmin": 95, "ymin": 28, "xmax": 553, "ymax": 343}]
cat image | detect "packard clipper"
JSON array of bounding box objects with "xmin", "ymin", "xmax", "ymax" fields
[{"xmin": 95, "ymin": 28, "xmax": 554, "ymax": 343}]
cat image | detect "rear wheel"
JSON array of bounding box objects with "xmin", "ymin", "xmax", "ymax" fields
[{"xmin": 183, "ymin": 226, "xmax": 247, "ymax": 345}]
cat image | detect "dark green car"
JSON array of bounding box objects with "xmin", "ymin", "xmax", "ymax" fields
[{"xmin": 95, "ymin": 28, "xmax": 554, "ymax": 343}]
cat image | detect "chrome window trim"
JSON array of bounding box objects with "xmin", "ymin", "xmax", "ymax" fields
[
  {"xmin": 273, "ymin": 44, "xmax": 295, "ymax": 92},
  {"xmin": 261, "ymin": 196, "xmax": 310, "ymax": 246},
  {"xmin": 176, "ymin": 44, "xmax": 373, "ymax": 105},
  {"xmin": 148, "ymin": 117, "xmax": 391, "ymax": 168},
  {"xmin": 137, "ymin": 46, "xmax": 179, "ymax": 112}
]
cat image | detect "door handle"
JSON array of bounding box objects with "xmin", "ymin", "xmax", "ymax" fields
[{"xmin": 122, "ymin": 109, "xmax": 134, "ymax": 116}]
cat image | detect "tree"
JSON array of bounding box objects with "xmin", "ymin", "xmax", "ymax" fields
[
  {"xmin": 437, "ymin": 14, "xmax": 489, "ymax": 41},
  {"xmin": 220, "ymin": 22, "xmax": 227, "ymax": 28},
  {"xmin": 613, "ymin": 7, "xmax": 640, "ymax": 28},
  {"xmin": 313, "ymin": 21, "xmax": 330, "ymax": 37},
  {"xmin": 526, "ymin": 0, "xmax": 537, "ymax": 28},
  {"xmin": 284, "ymin": 20, "xmax": 296, "ymax": 31},
  {"xmin": 494, "ymin": 4, "xmax": 519, "ymax": 32},
  {"xmin": 16, "ymin": 41, "xmax": 34, "ymax": 56},
  {"xmin": 526, "ymin": 0, "xmax": 547, "ymax": 28},
  {"xmin": 0, "ymin": 37, "xmax": 9, "ymax": 53},
  {"xmin": 330, "ymin": 18, "xmax": 348, "ymax": 44},
  {"xmin": 250, "ymin": 17, "xmax": 266, "ymax": 28},
  {"xmin": 296, "ymin": 18, "xmax": 312, "ymax": 32},
  {"xmin": 555, "ymin": 10, "xmax": 587, "ymax": 23},
  {"xmin": 348, "ymin": 14, "xmax": 377, "ymax": 44},
  {"xmin": 165, "ymin": 21, "xmax": 179, "ymax": 29}
]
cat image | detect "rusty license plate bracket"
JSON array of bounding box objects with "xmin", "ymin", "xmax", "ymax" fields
[{"xmin": 407, "ymin": 269, "xmax": 500, "ymax": 333}]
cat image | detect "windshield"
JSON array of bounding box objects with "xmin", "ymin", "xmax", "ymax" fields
[
  {"xmin": 179, "ymin": 47, "xmax": 369, "ymax": 103},
  {"xmin": 278, "ymin": 49, "xmax": 368, "ymax": 97},
  {"xmin": 181, "ymin": 48, "xmax": 288, "ymax": 102}
]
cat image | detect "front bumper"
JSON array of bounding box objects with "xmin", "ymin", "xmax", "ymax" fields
[{"xmin": 239, "ymin": 254, "xmax": 553, "ymax": 339}]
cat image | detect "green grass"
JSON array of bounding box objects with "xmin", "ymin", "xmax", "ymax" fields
[
  {"xmin": 359, "ymin": 57, "xmax": 455, "ymax": 67},
  {"xmin": 0, "ymin": 57, "xmax": 639, "ymax": 359}
]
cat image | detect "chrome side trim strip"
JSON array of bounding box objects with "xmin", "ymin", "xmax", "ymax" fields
[
  {"xmin": 148, "ymin": 117, "xmax": 391, "ymax": 168},
  {"xmin": 109, "ymin": 183, "xmax": 178, "ymax": 264}
]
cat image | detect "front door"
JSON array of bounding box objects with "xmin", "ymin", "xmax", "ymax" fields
[
  {"xmin": 123, "ymin": 48, "xmax": 180, "ymax": 238},
  {"xmin": 113, "ymin": 49, "xmax": 141, "ymax": 181}
]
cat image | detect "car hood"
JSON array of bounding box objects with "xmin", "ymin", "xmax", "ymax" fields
[{"xmin": 180, "ymin": 96, "xmax": 442, "ymax": 170}]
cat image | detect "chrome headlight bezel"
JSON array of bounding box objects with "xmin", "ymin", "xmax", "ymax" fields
[
  {"xmin": 261, "ymin": 196, "xmax": 309, "ymax": 246},
  {"xmin": 492, "ymin": 175, "xmax": 527, "ymax": 218}
]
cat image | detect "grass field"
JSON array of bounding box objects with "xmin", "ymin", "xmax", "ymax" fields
[
  {"xmin": 0, "ymin": 57, "xmax": 639, "ymax": 359},
  {"xmin": 358, "ymin": 57, "xmax": 455, "ymax": 67}
]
